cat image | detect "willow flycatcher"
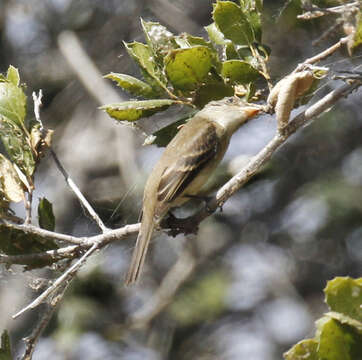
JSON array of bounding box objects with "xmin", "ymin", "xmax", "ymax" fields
[{"xmin": 125, "ymin": 97, "xmax": 261, "ymax": 285}]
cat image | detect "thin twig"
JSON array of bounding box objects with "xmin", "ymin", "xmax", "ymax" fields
[
  {"xmin": 297, "ymin": 1, "xmax": 359, "ymax": 19},
  {"xmin": 32, "ymin": 90, "xmax": 44, "ymax": 128},
  {"xmin": 0, "ymin": 245, "xmax": 81, "ymax": 266},
  {"xmin": 12, "ymin": 241, "xmax": 100, "ymax": 319},
  {"xmin": 1, "ymin": 221, "xmax": 140, "ymax": 246},
  {"xmin": 21, "ymin": 282, "xmax": 68, "ymax": 360},
  {"xmin": 1, "ymin": 221, "xmax": 88, "ymax": 245},
  {"xmin": 10, "ymin": 223, "xmax": 140, "ymax": 318},
  {"xmin": 32, "ymin": 89, "xmax": 109, "ymax": 233},
  {"xmin": 24, "ymin": 191, "xmax": 33, "ymax": 225},
  {"xmin": 298, "ymin": 37, "xmax": 349, "ymax": 68},
  {"xmin": 50, "ymin": 149, "xmax": 108, "ymax": 233}
]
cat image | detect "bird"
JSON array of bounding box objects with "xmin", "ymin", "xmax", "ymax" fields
[{"xmin": 125, "ymin": 97, "xmax": 261, "ymax": 285}]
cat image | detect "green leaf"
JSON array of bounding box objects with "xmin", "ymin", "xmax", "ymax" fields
[
  {"xmin": 104, "ymin": 73, "xmax": 155, "ymax": 98},
  {"xmin": 0, "ymin": 223, "xmax": 58, "ymax": 269},
  {"xmin": 213, "ymin": 1, "xmax": 254, "ymax": 46},
  {"xmin": 100, "ymin": 99, "xmax": 177, "ymax": 122},
  {"xmin": 221, "ymin": 60, "xmax": 261, "ymax": 84},
  {"xmin": 124, "ymin": 41, "xmax": 168, "ymax": 94},
  {"xmin": 316, "ymin": 316, "xmax": 362, "ymax": 360},
  {"xmin": 327, "ymin": 311, "xmax": 362, "ymax": 335},
  {"xmin": 148, "ymin": 115, "xmax": 193, "ymax": 147},
  {"xmin": 6, "ymin": 66, "xmax": 20, "ymax": 87},
  {"xmin": 324, "ymin": 277, "xmax": 362, "ymax": 322},
  {"xmin": 164, "ymin": 46, "xmax": 213, "ymax": 91},
  {"xmin": 0, "ymin": 118, "xmax": 36, "ymax": 178},
  {"xmin": 283, "ymin": 339, "xmax": 318, "ymax": 360},
  {"xmin": 176, "ymin": 34, "xmax": 222, "ymax": 72},
  {"xmin": 0, "ymin": 69, "xmax": 27, "ymax": 127},
  {"xmin": 194, "ymin": 81, "xmax": 234, "ymax": 108},
  {"xmin": 239, "ymin": 0, "xmax": 263, "ymax": 43},
  {"xmin": 0, "ymin": 154, "xmax": 24, "ymax": 203},
  {"xmin": 38, "ymin": 197, "xmax": 55, "ymax": 231},
  {"xmin": 0, "ymin": 330, "xmax": 12, "ymax": 360}
]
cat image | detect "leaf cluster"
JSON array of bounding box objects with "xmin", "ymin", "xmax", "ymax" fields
[
  {"xmin": 285, "ymin": 277, "xmax": 362, "ymax": 360},
  {"xmin": 0, "ymin": 66, "xmax": 57, "ymax": 264},
  {"xmin": 101, "ymin": 0, "xmax": 268, "ymax": 146}
]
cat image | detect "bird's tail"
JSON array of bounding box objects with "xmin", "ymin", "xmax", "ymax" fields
[{"xmin": 125, "ymin": 215, "xmax": 154, "ymax": 285}]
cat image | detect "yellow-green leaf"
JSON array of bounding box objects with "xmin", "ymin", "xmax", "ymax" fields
[
  {"xmin": 0, "ymin": 69, "xmax": 27, "ymax": 127},
  {"xmin": 324, "ymin": 277, "xmax": 362, "ymax": 322},
  {"xmin": 125, "ymin": 41, "xmax": 167, "ymax": 93},
  {"xmin": 165, "ymin": 46, "xmax": 213, "ymax": 91},
  {"xmin": 283, "ymin": 339, "xmax": 318, "ymax": 360},
  {"xmin": 0, "ymin": 118, "xmax": 35, "ymax": 177},
  {"xmin": 213, "ymin": 1, "xmax": 254, "ymax": 46},
  {"xmin": 221, "ymin": 60, "xmax": 261, "ymax": 84},
  {"xmin": 100, "ymin": 99, "xmax": 177, "ymax": 122},
  {"xmin": 104, "ymin": 73, "xmax": 155, "ymax": 98},
  {"xmin": 194, "ymin": 81, "xmax": 234, "ymax": 108},
  {"xmin": 6, "ymin": 66, "xmax": 20, "ymax": 87},
  {"xmin": 316, "ymin": 316, "xmax": 362, "ymax": 360}
]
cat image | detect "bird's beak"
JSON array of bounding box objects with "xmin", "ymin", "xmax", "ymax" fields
[{"xmin": 244, "ymin": 107, "xmax": 261, "ymax": 119}]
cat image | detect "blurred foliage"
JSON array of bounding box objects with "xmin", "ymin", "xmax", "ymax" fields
[
  {"xmin": 169, "ymin": 270, "xmax": 229, "ymax": 325},
  {"xmin": 0, "ymin": 331, "xmax": 12, "ymax": 360}
]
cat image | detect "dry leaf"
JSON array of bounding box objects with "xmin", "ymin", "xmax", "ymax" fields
[{"xmin": 0, "ymin": 154, "xmax": 25, "ymax": 202}]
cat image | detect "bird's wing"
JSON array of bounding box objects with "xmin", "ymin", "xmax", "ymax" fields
[{"xmin": 156, "ymin": 118, "xmax": 222, "ymax": 204}]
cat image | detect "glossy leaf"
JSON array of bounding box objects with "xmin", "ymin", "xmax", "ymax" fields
[
  {"xmin": 283, "ymin": 339, "xmax": 318, "ymax": 360},
  {"xmin": 6, "ymin": 66, "xmax": 20, "ymax": 87},
  {"xmin": 0, "ymin": 118, "xmax": 36, "ymax": 177},
  {"xmin": 327, "ymin": 311, "xmax": 362, "ymax": 335},
  {"xmin": 0, "ymin": 68, "xmax": 26, "ymax": 127},
  {"xmin": 104, "ymin": 73, "xmax": 155, "ymax": 98},
  {"xmin": 316, "ymin": 316, "xmax": 362, "ymax": 360},
  {"xmin": 221, "ymin": 60, "xmax": 261, "ymax": 84},
  {"xmin": 165, "ymin": 46, "xmax": 213, "ymax": 91},
  {"xmin": 194, "ymin": 81, "xmax": 234, "ymax": 108},
  {"xmin": 324, "ymin": 277, "xmax": 362, "ymax": 322},
  {"xmin": 124, "ymin": 41, "xmax": 167, "ymax": 94},
  {"xmin": 213, "ymin": 1, "xmax": 254, "ymax": 46},
  {"xmin": 100, "ymin": 99, "xmax": 177, "ymax": 122}
]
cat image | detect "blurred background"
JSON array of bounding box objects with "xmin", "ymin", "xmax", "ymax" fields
[{"xmin": 0, "ymin": 0, "xmax": 361, "ymax": 359}]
